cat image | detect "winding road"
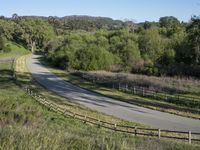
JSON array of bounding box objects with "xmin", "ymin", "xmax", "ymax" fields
[{"xmin": 26, "ymin": 55, "xmax": 200, "ymax": 132}]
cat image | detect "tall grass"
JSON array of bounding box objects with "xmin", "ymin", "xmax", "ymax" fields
[
  {"xmin": 0, "ymin": 41, "xmax": 29, "ymax": 59},
  {"xmin": 1, "ymin": 75, "xmax": 199, "ymax": 149},
  {"xmin": 75, "ymin": 71, "xmax": 200, "ymax": 95}
]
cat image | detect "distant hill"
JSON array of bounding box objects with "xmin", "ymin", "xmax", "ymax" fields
[
  {"xmin": 3, "ymin": 15, "xmax": 137, "ymax": 31},
  {"xmin": 47, "ymin": 15, "xmax": 136, "ymax": 30}
]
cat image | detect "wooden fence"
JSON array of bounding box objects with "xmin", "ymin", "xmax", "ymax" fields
[
  {"xmin": 14, "ymin": 80, "xmax": 200, "ymax": 144},
  {"xmin": 73, "ymin": 72, "xmax": 200, "ymax": 110},
  {"xmin": 0, "ymin": 58, "xmax": 15, "ymax": 77},
  {"xmin": 11, "ymin": 58, "xmax": 200, "ymax": 145}
]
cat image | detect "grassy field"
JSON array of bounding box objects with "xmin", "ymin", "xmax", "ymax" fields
[
  {"xmin": 2, "ymin": 78, "xmax": 200, "ymax": 150},
  {"xmin": 0, "ymin": 56, "xmax": 199, "ymax": 150},
  {"xmin": 15, "ymin": 55, "xmax": 144, "ymax": 127},
  {"xmin": 40, "ymin": 59, "xmax": 200, "ymax": 119},
  {"xmin": 84, "ymin": 71, "xmax": 200, "ymax": 95},
  {"xmin": 0, "ymin": 42, "xmax": 199, "ymax": 149},
  {"xmin": 0, "ymin": 41, "xmax": 29, "ymax": 59}
]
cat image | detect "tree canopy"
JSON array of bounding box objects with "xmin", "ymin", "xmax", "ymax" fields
[{"xmin": 0, "ymin": 14, "xmax": 200, "ymax": 77}]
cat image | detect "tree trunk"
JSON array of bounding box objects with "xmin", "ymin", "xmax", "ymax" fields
[{"xmin": 31, "ymin": 41, "xmax": 36, "ymax": 53}]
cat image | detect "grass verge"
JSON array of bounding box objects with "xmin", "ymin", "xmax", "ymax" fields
[
  {"xmin": 0, "ymin": 55, "xmax": 200, "ymax": 150},
  {"xmin": 0, "ymin": 41, "xmax": 29, "ymax": 59},
  {"xmin": 40, "ymin": 59, "xmax": 200, "ymax": 119}
]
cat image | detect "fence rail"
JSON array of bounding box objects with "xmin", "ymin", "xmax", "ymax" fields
[
  {"xmin": 0, "ymin": 58, "xmax": 15, "ymax": 77},
  {"xmin": 73, "ymin": 72, "xmax": 200, "ymax": 110},
  {"xmin": 12, "ymin": 58, "xmax": 200, "ymax": 145},
  {"xmin": 14, "ymin": 79, "xmax": 200, "ymax": 144}
]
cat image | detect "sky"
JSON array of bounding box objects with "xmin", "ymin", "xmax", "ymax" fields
[{"xmin": 0, "ymin": 0, "xmax": 200, "ymax": 22}]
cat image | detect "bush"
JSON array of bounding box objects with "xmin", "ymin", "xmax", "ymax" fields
[
  {"xmin": 0, "ymin": 36, "xmax": 4, "ymax": 51},
  {"xmin": 3, "ymin": 44, "xmax": 12, "ymax": 53}
]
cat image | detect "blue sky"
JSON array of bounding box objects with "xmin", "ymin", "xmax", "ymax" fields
[{"xmin": 0, "ymin": 0, "xmax": 199, "ymax": 22}]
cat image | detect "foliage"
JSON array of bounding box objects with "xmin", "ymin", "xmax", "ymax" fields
[
  {"xmin": 0, "ymin": 14, "xmax": 200, "ymax": 77},
  {"xmin": 0, "ymin": 35, "xmax": 4, "ymax": 51},
  {"xmin": 139, "ymin": 28, "xmax": 165, "ymax": 61},
  {"xmin": 186, "ymin": 16, "xmax": 200, "ymax": 65},
  {"xmin": 0, "ymin": 41, "xmax": 29, "ymax": 58},
  {"xmin": 1, "ymin": 77, "xmax": 199, "ymax": 150}
]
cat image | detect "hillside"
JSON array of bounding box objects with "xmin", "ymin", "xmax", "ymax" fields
[{"xmin": 0, "ymin": 54, "xmax": 199, "ymax": 150}]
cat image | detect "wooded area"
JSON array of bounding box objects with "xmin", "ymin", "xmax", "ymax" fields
[{"xmin": 0, "ymin": 14, "xmax": 200, "ymax": 77}]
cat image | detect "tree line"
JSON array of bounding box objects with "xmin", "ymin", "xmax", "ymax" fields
[{"xmin": 0, "ymin": 14, "xmax": 200, "ymax": 77}]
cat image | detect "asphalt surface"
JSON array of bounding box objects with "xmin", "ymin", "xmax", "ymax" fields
[{"xmin": 26, "ymin": 55, "xmax": 200, "ymax": 132}]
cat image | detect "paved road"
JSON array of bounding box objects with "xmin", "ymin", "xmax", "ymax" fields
[{"xmin": 26, "ymin": 55, "xmax": 200, "ymax": 132}]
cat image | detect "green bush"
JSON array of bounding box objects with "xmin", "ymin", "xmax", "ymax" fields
[{"xmin": 0, "ymin": 36, "xmax": 4, "ymax": 51}]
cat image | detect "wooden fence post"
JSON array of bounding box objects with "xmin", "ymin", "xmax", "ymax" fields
[
  {"xmin": 134, "ymin": 127, "xmax": 137, "ymax": 136},
  {"xmin": 134, "ymin": 87, "xmax": 136, "ymax": 94},
  {"xmin": 126, "ymin": 84, "xmax": 128, "ymax": 92},
  {"xmin": 188, "ymin": 131, "xmax": 191, "ymax": 144},
  {"xmin": 98, "ymin": 120, "xmax": 101, "ymax": 128},
  {"xmin": 158, "ymin": 129, "xmax": 161, "ymax": 139},
  {"xmin": 142, "ymin": 88, "xmax": 145, "ymax": 96},
  {"xmin": 84, "ymin": 115, "xmax": 87, "ymax": 123},
  {"xmin": 114, "ymin": 124, "xmax": 117, "ymax": 131}
]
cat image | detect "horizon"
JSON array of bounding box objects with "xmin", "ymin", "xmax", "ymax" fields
[
  {"xmin": 1, "ymin": 14, "xmax": 195, "ymax": 23},
  {"xmin": 1, "ymin": 0, "xmax": 200, "ymax": 23}
]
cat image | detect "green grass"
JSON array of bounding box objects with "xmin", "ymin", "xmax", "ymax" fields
[
  {"xmin": 0, "ymin": 54, "xmax": 199, "ymax": 149},
  {"xmin": 40, "ymin": 60, "xmax": 200, "ymax": 119},
  {"xmin": 16, "ymin": 55, "xmax": 144, "ymax": 128},
  {"xmin": 0, "ymin": 41, "xmax": 29, "ymax": 59},
  {"xmin": 0, "ymin": 62, "xmax": 14, "ymax": 78},
  {"xmin": 0, "ymin": 45, "xmax": 199, "ymax": 149},
  {"xmin": 1, "ymin": 76, "xmax": 200, "ymax": 150},
  {"xmin": 0, "ymin": 62, "xmax": 12, "ymax": 70}
]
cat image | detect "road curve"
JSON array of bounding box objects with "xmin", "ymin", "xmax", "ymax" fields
[{"xmin": 26, "ymin": 55, "xmax": 200, "ymax": 132}]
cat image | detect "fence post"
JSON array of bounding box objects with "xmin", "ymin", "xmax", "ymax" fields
[
  {"xmin": 119, "ymin": 83, "xmax": 121, "ymax": 90},
  {"xmin": 142, "ymin": 88, "xmax": 145, "ymax": 96},
  {"xmin": 84, "ymin": 115, "xmax": 87, "ymax": 123},
  {"xmin": 114, "ymin": 124, "xmax": 117, "ymax": 131},
  {"xmin": 134, "ymin": 87, "xmax": 136, "ymax": 94},
  {"xmin": 158, "ymin": 129, "xmax": 161, "ymax": 139},
  {"xmin": 98, "ymin": 120, "xmax": 101, "ymax": 128},
  {"xmin": 188, "ymin": 131, "xmax": 191, "ymax": 144},
  {"xmin": 49, "ymin": 104, "xmax": 52, "ymax": 110},
  {"xmin": 134, "ymin": 127, "xmax": 137, "ymax": 136},
  {"xmin": 153, "ymin": 92, "xmax": 156, "ymax": 98}
]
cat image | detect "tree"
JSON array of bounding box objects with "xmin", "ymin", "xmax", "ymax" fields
[
  {"xmin": 12, "ymin": 13, "xmax": 19, "ymax": 20},
  {"xmin": 18, "ymin": 17, "xmax": 55, "ymax": 52},
  {"xmin": 159, "ymin": 16, "xmax": 181, "ymax": 37},
  {"xmin": 159, "ymin": 16, "xmax": 180, "ymax": 28},
  {"xmin": 0, "ymin": 27, "xmax": 4, "ymax": 51},
  {"xmin": 74, "ymin": 44, "xmax": 114, "ymax": 70},
  {"xmin": 109, "ymin": 29, "xmax": 141, "ymax": 70},
  {"xmin": 12, "ymin": 13, "xmax": 21, "ymax": 23},
  {"xmin": 186, "ymin": 16, "xmax": 200, "ymax": 64},
  {"xmin": 0, "ymin": 36, "xmax": 4, "ymax": 51},
  {"xmin": 139, "ymin": 28, "xmax": 165, "ymax": 62}
]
